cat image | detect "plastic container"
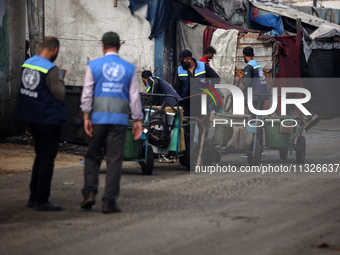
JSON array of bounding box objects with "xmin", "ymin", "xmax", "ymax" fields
[
  {"xmin": 264, "ymin": 118, "xmax": 293, "ymax": 148},
  {"xmin": 124, "ymin": 120, "xmax": 141, "ymax": 159},
  {"xmin": 213, "ymin": 113, "xmax": 250, "ymax": 146}
]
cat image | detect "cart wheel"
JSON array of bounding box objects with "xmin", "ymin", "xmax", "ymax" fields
[
  {"xmin": 201, "ymin": 138, "xmax": 214, "ymax": 165},
  {"xmin": 296, "ymin": 136, "xmax": 306, "ymax": 163},
  {"xmin": 185, "ymin": 142, "xmax": 199, "ymax": 171},
  {"xmin": 139, "ymin": 145, "xmax": 154, "ymax": 175},
  {"xmin": 247, "ymin": 140, "xmax": 262, "ymax": 166},
  {"xmin": 179, "ymin": 155, "xmax": 186, "ymax": 167},
  {"xmin": 213, "ymin": 151, "xmax": 222, "ymax": 163},
  {"xmin": 279, "ymin": 148, "xmax": 289, "ymax": 160}
]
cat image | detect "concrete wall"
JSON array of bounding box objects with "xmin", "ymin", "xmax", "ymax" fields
[
  {"xmin": 45, "ymin": 0, "xmax": 155, "ymax": 89},
  {"xmin": 0, "ymin": 0, "xmax": 26, "ymax": 138}
]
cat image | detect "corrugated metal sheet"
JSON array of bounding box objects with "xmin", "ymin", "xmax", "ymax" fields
[
  {"xmin": 250, "ymin": 0, "xmax": 340, "ymax": 30},
  {"xmin": 236, "ymin": 33, "xmax": 273, "ymax": 78}
]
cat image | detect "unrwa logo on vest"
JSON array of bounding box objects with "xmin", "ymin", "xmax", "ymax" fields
[
  {"xmin": 102, "ymin": 62, "xmax": 125, "ymax": 82},
  {"xmin": 22, "ymin": 68, "xmax": 40, "ymax": 90}
]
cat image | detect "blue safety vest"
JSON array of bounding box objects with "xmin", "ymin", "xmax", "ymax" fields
[
  {"xmin": 177, "ymin": 61, "xmax": 206, "ymax": 99},
  {"xmin": 246, "ymin": 60, "xmax": 269, "ymax": 101},
  {"xmin": 15, "ymin": 55, "xmax": 67, "ymax": 126},
  {"xmin": 89, "ymin": 54, "xmax": 135, "ymax": 125}
]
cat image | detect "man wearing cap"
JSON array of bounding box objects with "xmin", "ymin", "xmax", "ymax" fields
[
  {"xmin": 80, "ymin": 31, "xmax": 143, "ymax": 213},
  {"xmin": 173, "ymin": 49, "xmax": 220, "ymax": 116}
]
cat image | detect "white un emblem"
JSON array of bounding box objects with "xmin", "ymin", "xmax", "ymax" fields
[
  {"xmin": 22, "ymin": 68, "xmax": 40, "ymax": 90},
  {"xmin": 102, "ymin": 62, "xmax": 125, "ymax": 82}
]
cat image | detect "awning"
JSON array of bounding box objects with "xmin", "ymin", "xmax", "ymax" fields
[{"xmin": 191, "ymin": 5, "xmax": 258, "ymax": 33}]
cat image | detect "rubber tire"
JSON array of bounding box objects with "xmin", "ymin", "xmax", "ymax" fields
[
  {"xmin": 296, "ymin": 136, "xmax": 306, "ymax": 163},
  {"xmin": 185, "ymin": 142, "xmax": 199, "ymax": 171},
  {"xmin": 201, "ymin": 138, "xmax": 214, "ymax": 166},
  {"xmin": 279, "ymin": 148, "xmax": 289, "ymax": 160},
  {"xmin": 247, "ymin": 140, "xmax": 262, "ymax": 166},
  {"xmin": 179, "ymin": 155, "xmax": 186, "ymax": 167},
  {"xmin": 213, "ymin": 151, "xmax": 222, "ymax": 163},
  {"xmin": 139, "ymin": 145, "xmax": 154, "ymax": 175}
]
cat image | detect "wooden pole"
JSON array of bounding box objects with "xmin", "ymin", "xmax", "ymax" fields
[{"xmin": 296, "ymin": 18, "xmax": 301, "ymax": 34}]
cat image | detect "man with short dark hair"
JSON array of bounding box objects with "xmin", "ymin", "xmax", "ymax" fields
[
  {"xmin": 200, "ymin": 46, "xmax": 216, "ymax": 66},
  {"xmin": 141, "ymin": 70, "xmax": 182, "ymax": 107},
  {"xmin": 16, "ymin": 36, "xmax": 67, "ymax": 211},
  {"xmin": 241, "ymin": 46, "xmax": 269, "ymax": 153},
  {"xmin": 241, "ymin": 46, "xmax": 269, "ymax": 112},
  {"xmin": 80, "ymin": 31, "xmax": 143, "ymax": 213}
]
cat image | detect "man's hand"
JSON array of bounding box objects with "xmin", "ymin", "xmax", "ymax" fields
[
  {"xmin": 83, "ymin": 112, "xmax": 93, "ymax": 138},
  {"xmin": 132, "ymin": 120, "xmax": 142, "ymax": 140}
]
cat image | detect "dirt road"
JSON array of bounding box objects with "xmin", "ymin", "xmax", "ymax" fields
[{"xmin": 0, "ymin": 118, "xmax": 340, "ymax": 255}]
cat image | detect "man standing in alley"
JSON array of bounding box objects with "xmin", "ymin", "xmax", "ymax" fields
[
  {"xmin": 16, "ymin": 36, "xmax": 67, "ymax": 211},
  {"xmin": 240, "ymin": 46, "xmax": 269, "ymax": 153},
  {"xmin": 80, "ymin": 31, "xmax": 143, "ymax": 214}
]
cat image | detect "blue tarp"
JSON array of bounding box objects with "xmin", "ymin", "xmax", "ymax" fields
[
  {"xmin": 249, "ymin": 7, "xmax": 284, "ymax": 35},
  {"xmin": 129, "ymin": 0, "xmax": 171, "ymax": 39}
]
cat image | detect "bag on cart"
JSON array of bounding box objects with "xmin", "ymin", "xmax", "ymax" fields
[{"xmin": 148, "ymin": 103, "xmax": 173, "ymax": 148}]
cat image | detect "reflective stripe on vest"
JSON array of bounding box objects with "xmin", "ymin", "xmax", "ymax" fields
[
  {"xmin": 22, "ymin": 63, "xmax": 49, "ymax": 74},
  {"xmin": 93, "ymin": 97, "xmax": 129, "ymax": 115}
]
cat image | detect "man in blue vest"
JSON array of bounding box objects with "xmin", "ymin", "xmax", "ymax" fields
[
  {"xmin": 173, "ymin": 49, "xmax": 221, "ymax": 117},
  {"xmin": 241, "ymin": 46, "xmax": 270, "ymax": 152},
  {"xmin": 241, "ymin": 46, "xmax": 269, "ymax": 112},
  {"xmin": 173, "ymin": 49, "xmax": 221, "ymax": 168},
  {"xmin": 16, "ymin": 36, "xmax": 67, "ymax": 211},
  {"xmin": 141, "ymin": 70, "xmax": 182, "ymax": 107},
  {"xmin": 80, "ymin": 31, "xmax": 143, "ymax": 213}
]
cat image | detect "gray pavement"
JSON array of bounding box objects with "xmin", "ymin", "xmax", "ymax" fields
[{"xmin": 0, "ymin": 118, "xmax": 340, "ymax": 255}]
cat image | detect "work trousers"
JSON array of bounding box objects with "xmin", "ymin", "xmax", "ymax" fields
[
  {"xmin": 82, "ymin": 124, "xmax": 127, "ymax": 202},
  {"xmin": 250, "ymin": 100, "xmax": 264, "ymax": 151},
  {"xmin": 29, "ymin": 124, "xmax": 61, "ymax": 204}
]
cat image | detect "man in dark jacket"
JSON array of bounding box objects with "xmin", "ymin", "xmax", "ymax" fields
[
  {"xmin": 16, "ymin": 37, "xmax": 67, "ymax": 211},
  {"xmin": 142, "ymin": 70, "xmax": 182, "ymax": 107},
  {"xmin": 241, "ymin": 46, "xmax": 270, "ymax": 153},
  {"xmin": 241, "ymin": 46, "xmax": 269, "ymax": 113},
  {"xmin": 173, "ymin": 49, "xmax": 220, "ymax": 117}
]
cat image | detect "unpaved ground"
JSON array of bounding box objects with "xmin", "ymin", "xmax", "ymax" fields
[
  {"xmin": 0, "ymin": 143, "xmax": 84, "ymax": 175},
  {"xmin": 0, "ymin": 118, "xmax": 340, "ymax": 255}
]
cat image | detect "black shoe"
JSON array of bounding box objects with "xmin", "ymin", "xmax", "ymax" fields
[
  {"xmin": 34, "ymin": 201, "xmax": 63, "ymax": 211},
  {"xmin": 27, "ymin": 194, "xmax": 35, "ymax": 208},
  {"xmin": 81, "ymin": 192, "xmax": 96, "ymax": 210},
  {"xmin": 102, "ymin": 199, "xmax": 121, "ymax": 214}
]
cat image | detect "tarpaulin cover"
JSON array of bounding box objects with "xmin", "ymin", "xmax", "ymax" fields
[
  {"xmin": 209, "ymin": 29, "xmax": 239, "ymax": 104},
  {"xmin": 191, "ymin": 5, "xmax": 257, "ymax": 33},
  {"xmin": 176, "ymin": 0, "xmax": 249, "ymax": 21},
  {"xmin": 176, "ymin": 21, "xmax": 206, "ymax": 61},
  {"xmin": 249, "ymin": 6, "xmax": 284, "ymax": 35},
  {"xmin": 317, "ymin": 8, "xmax": 340, "ymax": 25},
  {"xmin": 129, "ymin": 0, "xmax": 171, "ymax": 39},
  {"xmin": 210, "ymin": 29, "xmax": 238, "ymax": 83},
  {"xmin": 275, "ymin": 33, "xmax": 303, "ymax": 115},
  {"xmin": 301, "ymin": 30, "xmax": 340, "ymax": 118},
  {"xmin": 203, "ymin": 26, "xmax": 216, "ymax": 52}
]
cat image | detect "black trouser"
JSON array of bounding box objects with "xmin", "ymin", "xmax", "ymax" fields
[
  {"xmin": 82, "ymin": 124, "xmax": 127, "ymax": 202},
  {"xmin": 29, "ymin": 124, "xmax": 61, "ymax": 204},
  {"xmin": 250, "ymin": 100, "xmax": 264, "ymax": 151}
]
